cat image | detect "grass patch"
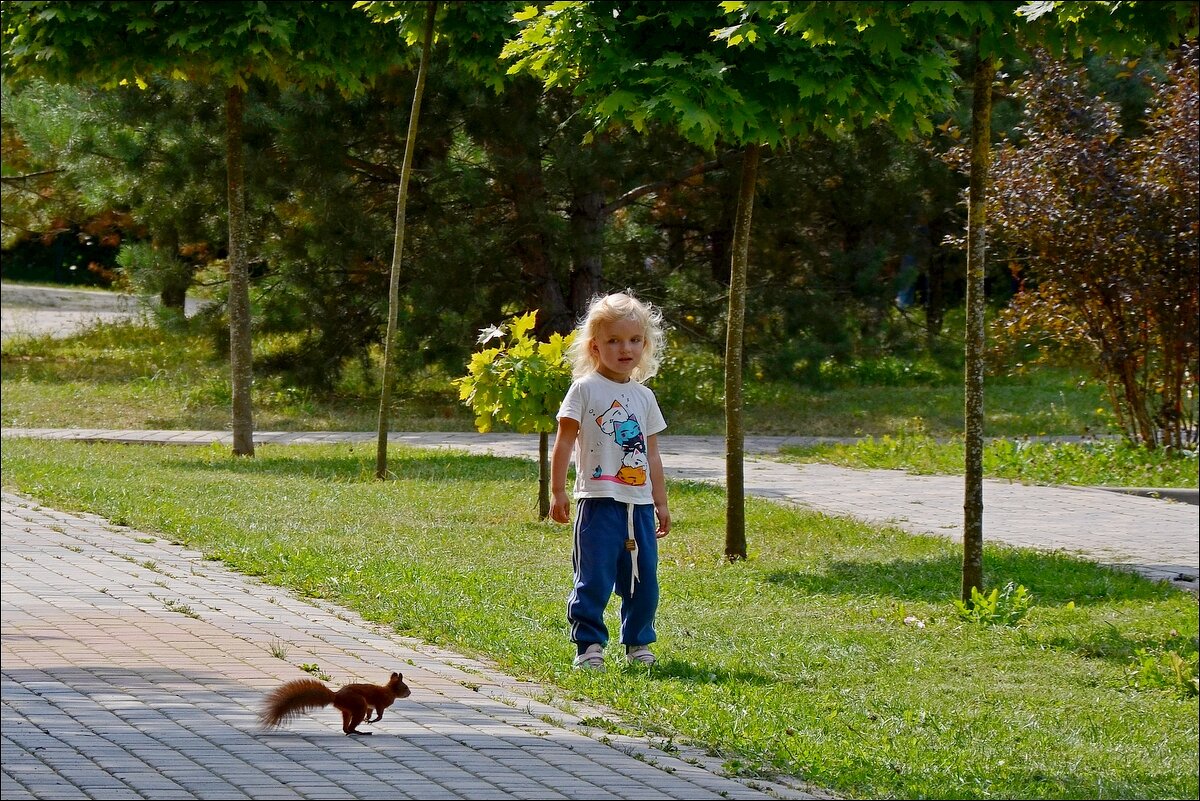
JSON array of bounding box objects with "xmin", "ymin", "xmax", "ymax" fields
[
  {"xmin": 1, "ymin": 321, "xmax": 472, "ymax": 431},
  {"xmin": 2, "ymin": 438, "xmax": 1196, "ymax": 800},
  {"xmin": 2, "ymin": 319, "xmax": 1114, "ymax": 438},
  {"xmin": 779, "ymin": 427, "xmax": 1199, "ymax": 488},
  {"xmin": 734, "ymin": 367, "xmax": 1112, "ymax": 439}
]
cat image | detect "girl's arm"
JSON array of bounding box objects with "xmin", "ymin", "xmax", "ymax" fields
[
  {"xmin": 647, "ymin": 434, "xmax": 671, "ymax": 537},
  {"xmin": 550, "ymin": 417, "xmax": 580, "ymax": 524}
]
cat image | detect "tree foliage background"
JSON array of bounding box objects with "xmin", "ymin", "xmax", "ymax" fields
[{"xmin": 2, "ymin": 1, "xmax": 1196, "ymax": 448}]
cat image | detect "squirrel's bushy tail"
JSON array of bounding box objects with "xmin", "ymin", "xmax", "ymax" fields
[{"xmin": 259, "ymin": 678, "xmax": 335, "ymax": 728}]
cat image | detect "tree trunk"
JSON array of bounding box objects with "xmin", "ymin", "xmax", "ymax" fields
[
  {"xmin": 710, "ymin": 169, "xmax": 737, "ymax": 285},
  {"xmin": 569, "ymin": 153, "xmax": 728, "ymax": 322},
  {"xmin": 478, "ymin": 81, "xmax": 574, "ymax": 335},
  {"xmin": 376, "ymin": 1, "xmax": 436, "ymax": 480},
  {"xmin": 962, "ymin": 44, "xmax": 995, "ymax": 603},
  {"xmin": 724, "ymin": 143, "xmax": 760, "ymax": 562},
  {"xmin": 224, "ymin": 85, "xmax": 255, "ymax": 457},
  {"xmin": 538, "ymin": 431, "xmax": 550, "ymax": 520},
  {"xmin": 568, "ymin": 187, "xmax": 605, "ymax": 320},
  {"xmin": 161, "ymin": 284, "xmax": 186, "ymax": 313}
]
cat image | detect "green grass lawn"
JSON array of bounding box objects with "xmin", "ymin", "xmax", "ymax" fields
[
  {"xmin": 1, "ymin": 319, "xmax": 1118, "ymax": 439},
  {"xmin": 2, "ymin": 438, "xmax": 1196, "ymax": 800},
  {"xmin": 780, "ymin": 432, "xmax": 1199, "ymax": 489}
]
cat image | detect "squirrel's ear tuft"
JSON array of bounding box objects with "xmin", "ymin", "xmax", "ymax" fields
[{"xmin": 392, "ymin": 672, "xmax": 401, "ymax": 680}]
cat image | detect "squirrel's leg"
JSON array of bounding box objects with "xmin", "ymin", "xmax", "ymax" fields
[{"xmin": 340, "ymin": 698, "xmax": 372, "ymax": 735}]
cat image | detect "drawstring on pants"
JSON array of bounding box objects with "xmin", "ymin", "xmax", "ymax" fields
[{"xmin": 625, "ymin": 502, "xmax": 639, "ymax": 596}]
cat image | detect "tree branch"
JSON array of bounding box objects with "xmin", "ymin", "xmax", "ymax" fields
[
  {"xmin": 342, "ymin": 155, "xmax": 401, "ymax": 184},
  {"xmin": 0, "ymin": 169, "xmax": 64, "ymax": 184},
  {"xmin": 602, "ymin": 157, "xmax": 726, "ymax": 216}
]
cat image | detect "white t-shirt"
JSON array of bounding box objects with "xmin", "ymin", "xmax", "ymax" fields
[{"xmin": 557, "ymin": 372, "xmax": 667, "ymax": 505}]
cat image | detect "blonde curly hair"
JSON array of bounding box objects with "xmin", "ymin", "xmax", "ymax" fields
[{"xmin": 566, "ymin": 290, "xmax": 666, "ymax": 383}]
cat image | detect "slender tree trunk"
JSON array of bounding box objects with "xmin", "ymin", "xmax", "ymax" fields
[
  {"xmin": 376, "ymin": 1, "xmax": 436, "ymax": 479},
  {"xmin": 225, "ymin": 85, "xmax": 255, "ymax": 457},
  {"xmin": 962, "ymin": 44, "xmax": 995, "ymax": 603},
  {"xmin": 538, "ymin": 431, "xmax": 550, "ymax": 520},
  {"xmin": 724, "ymin": 143, "xmax": 760, "ymax": 562}
]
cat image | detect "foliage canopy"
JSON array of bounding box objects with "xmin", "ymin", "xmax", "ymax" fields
[
  {"xmin": 1, "ymin": 0, "xmax": 402, "ymax": 94},
  {"xmin": 990, "ymin": 45, "xmax": 1199, "ymax": 449},
  {"xmin": 456, "ymin": 311, "xmax": 575, "ymax": 435}
]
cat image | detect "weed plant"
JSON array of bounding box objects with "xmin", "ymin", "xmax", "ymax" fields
[{"xmin": 2, "ymin": 439, "xmax": 1196, "ymax": 800}]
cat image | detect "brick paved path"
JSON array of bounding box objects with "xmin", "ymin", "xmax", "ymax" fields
[{"xmin": 1, "ymin": 492, "xmax": 820, "ymax": 800}]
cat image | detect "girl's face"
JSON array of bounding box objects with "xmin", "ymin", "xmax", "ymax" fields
[{"xmin": 591, "ymin": 316, "xmax": 645, "ymax": 383}]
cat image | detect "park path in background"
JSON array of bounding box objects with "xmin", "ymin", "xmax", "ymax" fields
[
  {"xmin": 1, "ymin": 283, "xmax": 206, "ymax": 341},
  {"xmin": 4, "ymin": 427, "xmax": 1197, "ymax": 594}
]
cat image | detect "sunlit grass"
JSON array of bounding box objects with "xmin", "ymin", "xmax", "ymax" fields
[
  {"xmin": 2, "ymin": 438, "xmax": 1196, "ymax": 800},
  {"xmin": 2, "ymin": 319, "xmax": 1114, "ymax": 439},
  {"xmin": 1, "ymin": 321, "xmax": 473, "ymax": 431},
  {"xmin": 780, "ymin": 430, "xmax": 1198, "ymax": 488}
]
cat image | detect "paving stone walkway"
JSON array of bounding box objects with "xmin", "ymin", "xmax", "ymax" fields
[{"xmin": 2, "ymin": 491, "xmax": 821, "ymax": 801}]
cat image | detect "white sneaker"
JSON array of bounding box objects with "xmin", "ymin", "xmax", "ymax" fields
[
  {"xmin": 626, "ymin": 645, "xmax": 656, "ymax": 665},
  {"xmin": 573, "ymin": 643, "xmax": 605, "ymax": 670}
]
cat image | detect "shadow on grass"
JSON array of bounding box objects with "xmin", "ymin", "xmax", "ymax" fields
[
  {"xmin": 167, "ymin": 447, "xmax": 536, "ymax": 484},
  {"xmin": 632, "ymin": 659, "xmax": 781, "ymax": 687},
  {"xmin": 764, "ymin": 547, "xmax": 1179, "ymax": 606},
  {"xmin": 1032, "ymin": 620, "xmax": 1199, "ymax": 666}
]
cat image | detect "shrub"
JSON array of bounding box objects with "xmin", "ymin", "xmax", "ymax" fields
[
  {"xmin": 953, "ymin": 582, "xmax": 1035, "ymax": 626},
  {"xmin": 455, "ymin": 311, "xmax": 573, "ymax": 435},
  {"xmin": 989, "ymin": 50, "xmax": 1199, "ymax": 450}
]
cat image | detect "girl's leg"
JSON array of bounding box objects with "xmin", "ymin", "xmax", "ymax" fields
[
  {"xmin": 616, "ymin": 503, "xmax": 659, "ymax": 647},
  {"xmin": 567, "ymin": 498, "xmax": 623, "ymax": 647}
]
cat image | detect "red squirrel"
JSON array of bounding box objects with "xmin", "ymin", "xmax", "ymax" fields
[{"xmin": 259, "ymin": 671, "xmax": 411, "ymax": 735}]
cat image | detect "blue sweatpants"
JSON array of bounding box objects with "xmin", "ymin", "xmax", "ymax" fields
[{"xmin": 568, "ymin": 497, "xmax": 659, "ymax": 648}]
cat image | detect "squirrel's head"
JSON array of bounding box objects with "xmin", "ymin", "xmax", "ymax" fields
[{"xmin": 389, "ymin": 671, "xmax": 412, "ymax": 699}]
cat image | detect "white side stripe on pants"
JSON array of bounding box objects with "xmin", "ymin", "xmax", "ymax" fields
[{"xmin": 626, "ymin": 502, "xmax": 639, "ymax": 596}]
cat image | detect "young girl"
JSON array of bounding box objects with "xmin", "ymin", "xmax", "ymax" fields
[{"xmin": 550, "ymin": 291, "xmax": 670, "ymax": 670}]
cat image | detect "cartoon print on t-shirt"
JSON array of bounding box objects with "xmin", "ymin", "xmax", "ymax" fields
[{"xmin": 592, "ymin": 400, "xmax": 647, "ymax": 485}]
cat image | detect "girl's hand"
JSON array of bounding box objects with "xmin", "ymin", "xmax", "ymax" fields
[
  {"xmin": 549, "ymin": 419, "xmax": 578, "ymax": 525},
  {"xmin": 550, "ymin": 490, "xmax": 571, "ymax": 524},
  {"xmin": 655, "ymin": 505, "xmax": 671, "ymax": 538}
]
